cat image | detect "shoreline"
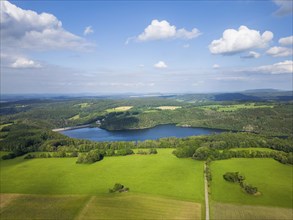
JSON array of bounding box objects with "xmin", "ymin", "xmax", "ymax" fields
[{"xmin": 52, "ymin": 124, "xmax": 92, "ymax": 132}]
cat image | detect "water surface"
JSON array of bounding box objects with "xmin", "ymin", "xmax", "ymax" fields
[{"xmin": 61, "ymin": 124, "xmax": 222, "ymax": 142}]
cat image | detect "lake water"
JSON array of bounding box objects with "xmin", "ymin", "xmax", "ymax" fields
[{"xmin": 60, "ymin": 124, "xmax": 223, "ymax": 142}]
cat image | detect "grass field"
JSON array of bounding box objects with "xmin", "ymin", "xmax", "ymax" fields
[
  {"xmin": 0, "ymin": 149, "xmax": 204, "ymax": 202},
  {"xmin": 69, "ymin": 114, "xmax": 80, "ymax": 120},
  {"xmin": 0, "ymin": 123, "xmax": 13, "ymax": 130},
  {"xmin": 210, "ymin": 158, "xmax": 293, "ymax": 208},
  {"xmin": 211, "ymin": 202, "xmax": 293, "ymax": 220},
  {"xmin": 75, "ymin": 103, "xmax": 92, "ymax": 108},
  {"xmin": 156, "ymin": 106, "xmax": 181, "ymax": 110},
  {"xmin": 106, "ymin": 106, "xmax": 133, "ymax": 112},
  {"xmin": 0, "ymin": 193, "xmax": 201, "ymax": 220},
  {"xmin": 199, "ymin": 103, "xmax": 273, "ymax": 112}
]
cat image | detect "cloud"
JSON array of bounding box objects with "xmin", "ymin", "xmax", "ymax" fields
[
  {"xmin": 132, "ymin": 19, "xmax": 201, "ymax": 42},
  {"xmin": 279, "ymin": 36, "xmax": 293, "ymax": 45},
  {"xmin": 213, "ymin": 64, "xmax": 220, "ymax": 69},
  {"xmin": 273, "ymin": 0, "xmax": 293, "ymax": 16},
  {"xmin": 154, "ymin": 61, "xmax": 168, "ymax": 69},
  {"xmin": 241, "ymin": 51, "xmax": 261, "ymax": 59},
  {"xmin": 215, "ymin": 76, "xmax": 247, "ymax": 81},
  {"xmin": 1, "ymin": 53, "xmax": 42, "ymax": 69},
  {"xmin": 266, "ymin": 46, "xmax": 293, "ymax": 57},
  {"xmin": 84, "ymin": 26, "xmax": 94, "ymax": 36},
  {"xmin": 209, "ymin": 26, "xmax": 273, "ymax": 55},
  {"xmin": 11, "ymin": 57, "xmax": 42, "ymax": 69},
  {"xmin": 253, "ymin": 60, "xmax": 293, "ymax": 74},
  {"xmin": 0, "ymin": 1, "xmax": 94, "ymax": 51}
]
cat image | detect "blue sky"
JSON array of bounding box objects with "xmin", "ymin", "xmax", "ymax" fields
[{"xmin": 1, "ymin": 0, "xmax": 292, "ymax": 94}]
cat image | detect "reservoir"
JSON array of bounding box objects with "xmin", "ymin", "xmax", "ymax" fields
[{"xmin": 60, "ymin": 124, "xmax": 223, "ymax": 142}]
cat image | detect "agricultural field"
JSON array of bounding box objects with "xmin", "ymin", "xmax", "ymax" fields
[
  {"xmin": 0, "ymin": 149, "xmax": 204, "ymax": 219},
  {"xmin": 155, "ymin": 106, "xmax": 182, "ymax": 110},
  {"xmin": 211, "ymin": 202, "xmax": 293, "ymax": 220},
  {"xmin": 210, "ymin": 158, "xmax": 293, "ymax": 208},
  {"xmin": 0, "ymin": 193, "xmax": 201, "ymax": 220},
  {"xmin": 106, "ymin": 106, "xmax": 133, "ymax": 112},
  {"xmin": 69, "ymin": 114, "xmax": 80, "ymax": 120}
]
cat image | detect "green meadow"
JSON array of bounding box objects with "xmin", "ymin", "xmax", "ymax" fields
[
  {"xmin": 210, "ymin": 158, "xmax": 293, "ymax": 208},
  {"xmin": 0, "ymin": 149, "xmax": 204, "ymax": 202}
]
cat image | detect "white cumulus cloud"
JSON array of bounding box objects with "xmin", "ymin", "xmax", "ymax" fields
[
  {"xmin": 84, "ymin": 26, "xmax": 94, "ymax": 36},
  {"xmin": 209, "ymin": 26, "xmax": 273, "ymax": 55},
  {"xmin": 11, "ymin": 57, "xmax": 42, "ymax": 69},
  {"xmin": 279, "ymin": 36, "xmax": 293, "ymax": 45},
  {"xmin": 273, "ymin": 0, "xmax": 293, "ymax": 16},
  {"xmin": 0, "ymin": 1, "xmax": 94, "ymax": 51},
  {"xmin": 266, "ymin": 46, "xmax": 293, "ymax": 57},
  {"xmin": 154, "ymin": 61, "xmax": 168, "ymax": 69},
  {"xmin": 241, "ymin": 51, "xmax": 261, "ymax": 59},
  {"xmin": 134, "ymin": 19, "xmax": 201, "ymax": 42},
  {"xmin": 254, "ymin": 60, "xmax": 293, "ymax": 74}
]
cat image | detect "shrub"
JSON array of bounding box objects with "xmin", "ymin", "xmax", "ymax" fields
[
  {"xmin": 223, "ymin": 172, "xmax": 245, "ymax": 183},
  {"xmin": 24, "ymin": 154, "xmax": 35, "ymax": 159},
  {"xmin": 109, "ymin": 183, "xmax": 129, "ymax": 193},
  {"xmin": 76, "ymin": 149, "xmax": 104, "ymax": 164},
  {"xmin": 242, "ymin": 183, "xmax": 258, "ymax": 194},
  {"xmin": 137, "ymin": 150, "xmax": 148, "ymax": 155},
  {"xmin": 116, "ymin": 148, "xmax": 134, "ymax": 156},
  {"xmin": 2, "ymin": 153, "xmax": 16, "ymax": 160},
  {"xmin": 149, "ymin": 148, "xmax": 158, "ymax": 154}
]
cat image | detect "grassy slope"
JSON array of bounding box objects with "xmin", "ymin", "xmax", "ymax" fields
[
  {"xmin": 211, "ymin": 202, "xmax": 293, "ymax": 220},
  {"xmin": 210, "ymin": 158, "xmax": 293, "ymax": 208},
  {"xmin": 0, "ymin": 149, "xmax": 204, "ymax": 202}
]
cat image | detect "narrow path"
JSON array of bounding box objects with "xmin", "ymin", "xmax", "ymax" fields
[
  {"xmin": 204, "ymin": 163, "xmax": 210, "ymax": 220},
  {"xmin": 75, "ymin": 196, "xmax": 95, "ymax": 220}
]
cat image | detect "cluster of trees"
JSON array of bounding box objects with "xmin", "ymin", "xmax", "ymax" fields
[
  {"xmin": 76, "ymin": 149, "xmax": 104, "ymax": 164},
  {"xmin": 171, "ymin": 133, "xmax": 292, "ymax": 165},
  {"xmin": 109, "ymin": 183, "xmax": 129, "ymax": 193},
  {"xmin": 223, "ymin": 172, "xmax": 258, "ymax": 195},
  {"xmin": 223, "ymin": 172, "xmax": 245, "ymax": 183},
  {"xmin": 192, "ymin": 148, "xmax": 293, "ymax": 165}
]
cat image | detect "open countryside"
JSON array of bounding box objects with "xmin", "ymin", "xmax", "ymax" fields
[{"xmin": 1, "ymin": 0, "xmax": 293, "ymax": 219}]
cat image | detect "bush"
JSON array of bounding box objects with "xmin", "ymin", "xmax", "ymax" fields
[
  {"xmin": 24, "ymin": 154, "xmax": 35, "ymax": 159},
  {"xmin": 242, "ymin": 183, "xmax": 258, "ymax": 194},
  {"xmin": 116, "ymin": 148, "xmax": 134, "ymax": 156},
  {"xmin": 109, "ymin": 183, "xmax": 129, "ymax": 193},
  {"xmin": 223, "ymin": 172, "xmax": 245, "ymax": 183},
  {"xmin": 76, "ymin": 149, "xmax": 104, "ymax": 164},
  {"xmin": 149, "ymin": 148, "xmax": 158, "ymax": 154},
  {"xmin": 137, "ymin": 150, "xmax": 148, "ymax": 155},
  {"xmin": 2, "ymin": 153, "xmax": 16, "ymax": 160}
]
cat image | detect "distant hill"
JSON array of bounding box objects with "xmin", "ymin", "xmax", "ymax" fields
[{"xmin": 243, "ymin": 89, "xmax": 282, "ymax": 93}]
